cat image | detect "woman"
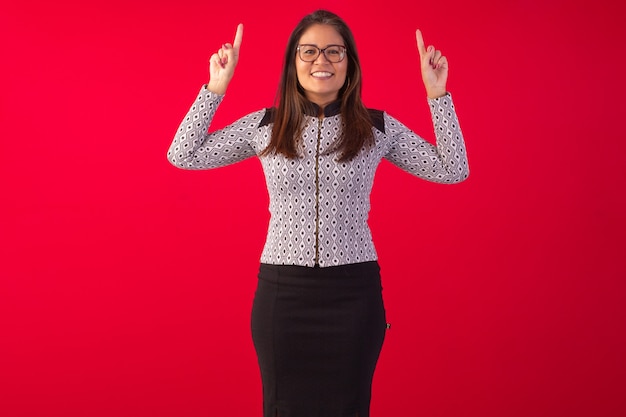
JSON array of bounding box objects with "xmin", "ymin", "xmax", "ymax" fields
[{"xmin": 168, "ymin": 9, "xmax": 469, "ymax": 417}]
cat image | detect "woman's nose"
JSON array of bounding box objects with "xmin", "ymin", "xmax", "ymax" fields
[{"xmin": 313, "ymin": 51, "xmax": 331, "ymax": 64}]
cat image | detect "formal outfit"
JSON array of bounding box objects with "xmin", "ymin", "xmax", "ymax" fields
[{"xmin": 167, "ymin": 85, "xmax": 469, "ymax": 416}]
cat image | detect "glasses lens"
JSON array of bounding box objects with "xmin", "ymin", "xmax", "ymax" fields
[
  {"xmin": 324, "ymin": 46, "xmax": 344, "ymax": 62},
  {"xmin": 299, "ymin": 46, "xmax": 319, "ymax": 62}
]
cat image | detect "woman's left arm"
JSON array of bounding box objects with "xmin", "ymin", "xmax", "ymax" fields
[
  {"xmin": 383, "ymin": 30, "xmax": 469, "ymax": 183},
  {"xmin": 383, "ymin": 96, "xmax": 469, "ymax": 183}
]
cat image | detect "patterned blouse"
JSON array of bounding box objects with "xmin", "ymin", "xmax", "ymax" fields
[{"xmin": 167, "ymin": 86, "xmax": 469, "ymax": 267}]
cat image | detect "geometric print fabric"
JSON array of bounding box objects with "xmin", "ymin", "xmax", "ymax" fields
[{"xmin": 167, "ymin": 86, "xmax": 469, "ymax": 267}]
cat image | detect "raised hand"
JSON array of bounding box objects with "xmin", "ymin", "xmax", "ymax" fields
[
  {"xmin": 207, "ymin": 24, "xmax": 244, "ymax": 95},
  {"xmin": 415, "ymin": 29, "xmax": 448, "ymax": 99}
]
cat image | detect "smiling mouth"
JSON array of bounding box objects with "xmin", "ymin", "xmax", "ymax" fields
[{"xmin": 311, "ymin": 71, "xmax": 333, "ymax": 78}]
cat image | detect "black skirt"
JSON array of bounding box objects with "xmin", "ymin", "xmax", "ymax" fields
[{"xmin": 251, "ymin": 261, "xmax": 387, "ymax": 417}]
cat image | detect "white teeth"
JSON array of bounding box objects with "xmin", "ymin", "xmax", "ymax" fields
[{"xmin": 312, "ymin": 72, "xmax": 332, "ymax": 77}]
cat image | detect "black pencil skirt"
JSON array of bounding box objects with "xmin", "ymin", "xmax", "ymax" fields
[{"xmin": 251, "ymin": 261, "xmax": 387, "ymax": 417}]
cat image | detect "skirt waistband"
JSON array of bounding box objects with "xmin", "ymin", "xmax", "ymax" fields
[{"xmin": 258, "ymin": 261, "xmax": 381, "ymax": 289}]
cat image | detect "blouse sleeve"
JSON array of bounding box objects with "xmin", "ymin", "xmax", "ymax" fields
[
  {"xmin": 383, "ymin": 93, "xmax": 469, "ymax": 184},
  {"xmin": 167, "ymin": 85, "xmax": 263, "ymax": 170}
]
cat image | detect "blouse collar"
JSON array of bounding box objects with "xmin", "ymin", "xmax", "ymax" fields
[{"xmin": 304, "ymin": 100, "xmax": 342, "ymax": 117}]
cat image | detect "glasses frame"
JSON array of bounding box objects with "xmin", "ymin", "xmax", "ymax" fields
[{"xmin": 296, "ymin": 44, "xmax": 347, "ymax": 63}]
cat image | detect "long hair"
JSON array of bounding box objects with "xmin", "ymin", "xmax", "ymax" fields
[{"xmin": 260, "ymin": 10, "xmax": 374, "ymax": 162}]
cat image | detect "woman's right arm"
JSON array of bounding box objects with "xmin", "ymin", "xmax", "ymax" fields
[
  {"xmin": 167, "ymin": 24, "xmax": 258, "ymax": 169},
  {"xmin": 166, "ymin": 86, "xmax": 261, "ymax": 169}
]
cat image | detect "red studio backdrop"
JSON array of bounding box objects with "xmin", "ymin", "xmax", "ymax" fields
[{"xmin": 1, "ymin": 0, "xmax": 625, "ymax": 416}]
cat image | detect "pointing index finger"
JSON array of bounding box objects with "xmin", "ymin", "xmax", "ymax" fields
[
  {"xmin": 233, "ymin": 23, "xmax": 243, "ymax": 49},
  {"xmin": 416, "ymin": 29, "xmax": 426, "ymax": 57}
]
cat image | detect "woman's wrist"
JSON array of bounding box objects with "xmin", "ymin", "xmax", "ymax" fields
[
  {"xmin": 206, "ymin": 80, "xmax": 227, "ymax": 95},
  {"xmin": 426, "ymin": 88, "xmax": 447, "ymax": 99}
]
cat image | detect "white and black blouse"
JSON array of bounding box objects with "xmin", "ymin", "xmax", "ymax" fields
[{"xmin": 167, "ymin": 86, "xmax": 469, "ymax": 267}]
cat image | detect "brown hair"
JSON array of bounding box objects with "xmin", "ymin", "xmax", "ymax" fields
[{"xmin": 260, "ymin": 10, "xmax": 374, "ymax": 162}]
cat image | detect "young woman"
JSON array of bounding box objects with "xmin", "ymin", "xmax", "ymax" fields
[{"xmin": 167, "ymin": 9, "xmax": 469, "ymax": 417}]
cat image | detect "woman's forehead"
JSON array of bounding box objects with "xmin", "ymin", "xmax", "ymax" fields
[{"xmin": 299, "ymin": 24, "xmax": 344, "ymax": 45}]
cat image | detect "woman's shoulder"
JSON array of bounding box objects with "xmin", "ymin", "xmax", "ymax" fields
[
  {"xmin": 225, "ymin": 107, "xmax": 273, "ymax": 131},
  {"xmin": 366, "ymin": 108, "xmax": 385, "ymax": 133},
  {"xmin": 258, "ymin": 107, "xmax": 276, "ymax": 128}
]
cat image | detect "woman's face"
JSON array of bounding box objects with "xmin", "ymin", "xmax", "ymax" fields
[{"xmin": 295, "ymin": 24, "xmax": 348, "ymax": 107}]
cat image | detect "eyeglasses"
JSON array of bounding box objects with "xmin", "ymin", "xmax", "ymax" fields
[{"xmin": 297, "ymin": 44, "xmax": 347, "ymax": 63}]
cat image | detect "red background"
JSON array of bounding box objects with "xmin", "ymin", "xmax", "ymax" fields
[{"xmin": 1, "ymin": 0, "xmax": 625, "ymax": 416}]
